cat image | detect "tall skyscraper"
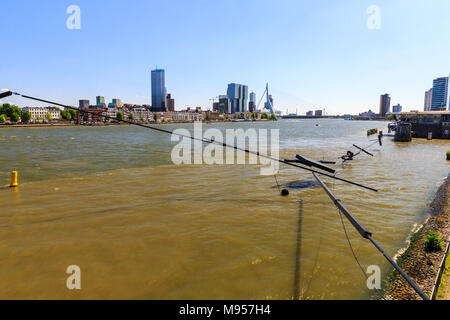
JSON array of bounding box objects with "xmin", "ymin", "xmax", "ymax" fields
[
  {"xmin": 218, "ymin": 95, "xmax": 231, "ymax": 114},
  {"xmin": 96, "ymin": 96, "xmax": 105, "ymax": 105},
  {"xmin": 424, "ymin": 88, "xmax": 433, "ymax": 111},
  {"xmin": 431, "ymin": 77, "xmax": 449, "ymax": 111},
  {"xmin": 242, "ymin": 85, "xmax": 248, "ymax": 113},
  {"xmin": 379, "ymin": 94, "xmax": 391, "ymax": 116},
  {"xmin": 249, "ymin": 92, "xmax": 256, "ymax": 113},
  {"xmin": 227, "ymin": 83, "xmax": 248, "ymax": 114},
  {"xmin": 151, "ymin": 69, "xmax": 167, "ymax": 112}
]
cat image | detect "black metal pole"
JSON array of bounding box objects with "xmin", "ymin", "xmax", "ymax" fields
[
  {"xmin": 312, "ymin": 172, "xmax": 429, "ymax": 300},
  {"xmin": 367, "ymin": 235, "xmax": 429, "ymax": 300}
]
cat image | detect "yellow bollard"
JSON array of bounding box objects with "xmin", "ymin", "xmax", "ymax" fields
[{"xmin": 10, "ymin": 171, "xmax": 18, "ymax": 188}]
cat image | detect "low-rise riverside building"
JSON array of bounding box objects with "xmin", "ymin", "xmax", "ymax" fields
[
  {"xmin": 107, "ymin": 107, "xmax": 118, "ymax": 121},
  {"xmin": 127, "ymin": 108, "xmax": 155, "ymax": 122},
  {"xmin": 171, "ymin": 112, "xmax": 203, "ymax": 122},
  {"xmin": 22, "ymin": 107, "xmax": 61, "ymax": 122},
  {"xmin": 397, "ymin": 110, "xmax": 450, "ymax": 139},
  {"xmin": 80, "ymin": 107, "xmax": 107, "ymax": 123}
]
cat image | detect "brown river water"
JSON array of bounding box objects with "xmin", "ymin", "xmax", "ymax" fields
[{"xmin": 0, "ymin": 119, "xmax": 449, "ymax": 299}]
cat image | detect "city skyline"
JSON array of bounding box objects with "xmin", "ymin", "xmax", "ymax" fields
[{"xmin": 2, "ymin": 1, "xmax": 450, "ymax": 114}]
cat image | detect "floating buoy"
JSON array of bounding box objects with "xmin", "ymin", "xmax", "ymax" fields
[
  {"xmin": 281, "ymin": 189, "xmax": 290, "ymax": 196},
  {"xmin": 10, "ymin": 171, "xmax": 18, "ymax": 188}
]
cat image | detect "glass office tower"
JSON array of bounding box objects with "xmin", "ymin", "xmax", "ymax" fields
[
  {"xmin": 151, "ymin": 69, "xmax": 167, "ymax": 112},
  {"xmin": 227, "ymin": 83, "xmax": 248, "ymax": 114},
  {"xmin": 431, "ymin": 77, "xmax": 449, "ymax": 111}
]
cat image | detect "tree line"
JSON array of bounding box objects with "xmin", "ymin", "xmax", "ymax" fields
[
  {"xmin": 0, "ymin": 104, "xmax": 23, "ymax": 123},
  {"xmin": 0, "ymin": 104, "xmax": 77, "ymax": 124}
]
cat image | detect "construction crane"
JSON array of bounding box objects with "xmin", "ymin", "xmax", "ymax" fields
[{"xmin": 209, "ymin": 96, "xmax": 220, "ymax": 111}]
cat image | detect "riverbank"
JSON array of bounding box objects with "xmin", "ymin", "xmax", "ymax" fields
[
  {"xmin": 0, "ymin": 119, "xmax": 279, "ymax": 128},
  {"xmin": 0, "ymin": 123, "xmax": 80, "ymax": 128},
  {"xmin": 384, "ymin": 174, "xmax": 450, "ymax": 300}
]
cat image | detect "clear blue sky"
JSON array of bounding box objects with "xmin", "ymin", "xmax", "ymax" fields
[{"xmin": 1, "ymin": 0, "xmax": 450, "ymax": 114}]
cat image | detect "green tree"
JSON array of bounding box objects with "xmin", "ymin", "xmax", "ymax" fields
[
  {"xmin": 1, "ymin": 104, "xmax": 21, "ymax": 117},
  {"xmin": 21, "ymin": 110, "xmax": 32, "ymax": 123},
  {"xmin": 65, "ymin": 111, "xmax": 72, "ymax": 121},
  {"xmin": 153, "ymin": 114, "xmax": 158, "ymax": 121},
  {"xmin": 68, "ymin": 109, "xmax": 77, "ymax": 119},
  {"xmin": 261, "ymin": 113, "xmax": 269, "ymax": 120},
  {"xmin": 128, "ymin": 113, "xmax": 134, "ymax": 121},
  {"xmin": 116, "ymin": 111, "xmax": 124, "ymax": 121},
  {"xmin": 10, "ymin": 112, "xmax": 20, "ymax": 123},
  {"xmin": 45, "ymin": 112, "xmax": 52, "ymax": 122},
  {"xmin": 0, "ymin": 103, "xmax": 10, "ymax": 115},
  {"xmin": 0, "ymin": 114, "xmax": 6, "ymax": 124},
  {"xmin": 270, "ymin": 113, "xmax": 277, "ymax": 120}
]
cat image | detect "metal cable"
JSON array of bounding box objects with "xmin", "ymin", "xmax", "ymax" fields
[{"xmin": 337, "ymin": 210, "xmax": 368, "ymax": 280}]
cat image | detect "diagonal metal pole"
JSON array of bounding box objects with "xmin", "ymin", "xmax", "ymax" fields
[{"xmin": 312, "ymin": 172, "xmax": 429, "ymax": 300}]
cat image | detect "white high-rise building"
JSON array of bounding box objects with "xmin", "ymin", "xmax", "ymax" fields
[
  {"xmin": 424, "ymin": 88, "xmax": 433, "ymax": 111},
  {"xmin": 249, "ymin": 92, "xmax": 256, "ymax": 112}
]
